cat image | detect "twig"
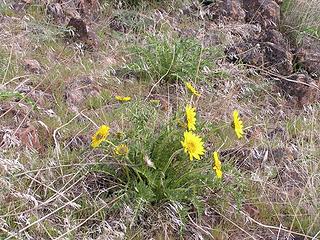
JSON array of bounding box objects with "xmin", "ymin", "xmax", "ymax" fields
[
  {"xmin": 1, "ymin": 45, "xmax": 13, "ymax": 85},
  {"xmin": 244, "ymin": 64, "xmax": 320, "ymax": 91},
  {"xmin": 231, "ymin": 205, "xmax": 314, "ymax": 239},
  {"xmin": 144, "ymin": 44, "xmax": 177, "ymax": 101},
  {"xmin": 213, "ymin": 208, "xmax": 258, "ymax": 240},
  {"xmin": 4, "ymin": 195, "xmax": 82, "ymax": 240},
  {"xmin": 53, "ymin": 111, "xmax": 83, "ymax": 159},
  {"xmin": 53, "ymin": 194, "xmax": 124, "ymax": 240}
]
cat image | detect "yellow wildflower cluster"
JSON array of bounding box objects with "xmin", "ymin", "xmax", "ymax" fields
[
  {"xmin": 181, "ymin": 101, "xmax": 205, "ymax": 161},
  {"xmin": 91, "ymin": 79, "xmax": 245, "ymax": 182},
  {"xmin": 181, "ymin": 81, "xmax": 245, "ymax": 179},
  {"xmin": 91, "ymin": 125, "xmax": 129, "ymax": 156}
]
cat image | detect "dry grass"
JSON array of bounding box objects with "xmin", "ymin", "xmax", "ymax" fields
[{"xmin": 281, "ymin": 0, "xmax": 320, "ymax": 43}]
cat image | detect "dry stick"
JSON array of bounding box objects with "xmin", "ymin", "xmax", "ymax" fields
[
  {"xmin": 3, "ymin": 75, "xmax": 31, "ymax": 87},
  {"xmin": 187, "ymin": 215, "xmax": 214, "ymax": 239},
  {"xmin": 12, "ymin": 159, "xmax": 137, "ymax": 178},
  {"xmin": 231, "ymin": 205, "xmax": 314, "ymax": 239},
  {"xmin": 24, "ymin": 173, "xmax": 73, "ymax": 205},
  {"xmin": 53, "ymin": 110, "xmax": 83, "ymax": 160},
  {"xmin": 276, "ymin": 224, "xmax": 283, "ymax": 240},
  {"xmin": 213, "ymin": 208, "xmax": 258, "ymax": 240},
  {"xmin": 53, "ymin": 194, "xmax": 125, "ymax": 240},
  {"xmin": 0, "ymin": 173, "xmax": 85, "ymax": 218},
  {"xmin": 313, "ymin": 230, "xmax": 320, "ymax": 240},
  {"xmin": 1, "ymin": 45, "xmax": 13, "ymax": 85},
  {"xmin": 4, "ymin": 195, "xmax": 82, "ymax": 240},
  {"xmin": 244, "ymin": 64, "xmax": 320, "ymax": 90},
  {"xmin": 144, "ymin": 44, "xmax": 177, "ymax": 101},
  {"xmin": 80, "ymin": 111, "xmax": 98, "ymax": 128}
]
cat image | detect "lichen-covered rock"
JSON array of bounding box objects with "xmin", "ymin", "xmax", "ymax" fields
[
  {"xmin": 295, "ymin": 37, "xmax": 320, "ymax": 77},
  {"xmin": 206, "ymin": 0, "xmax": 246, "ymax": 22},
  {"xmin": 16, "ymin": 124, "xmax": 42, "ymax": 152},
  {"xmin": 47, "ymin": 3, "xmax": 66, "ymax": 24},
  {"xmin": 262, "ymin": 41, "xmax": 293, "ymax": 75},
  {"xmin": 243, "ymin": 0, "xmax": 280, "ymax": 29},
  {"xmin": 278, "ymin": 73, "xmax": 319, "ymax": 107},
  {"xmin": 23, "ymin": 59, "xmax": 43, "ymax": 74},
  {"xmin": 226, "ymin": 39, "xmax": 293, "ymax": 75},
  {"xmin": 65, "ymin": 18, "xmax": 98, "ymax": 49}
]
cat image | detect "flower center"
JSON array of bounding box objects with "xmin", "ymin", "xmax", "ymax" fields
[
  {"xmin": 187, "ymin": 141, "xmax": 196, "ymax": 153},
  {"xmin": 95, "ymin": 133, "xmax": 103, "ymax": 140}
]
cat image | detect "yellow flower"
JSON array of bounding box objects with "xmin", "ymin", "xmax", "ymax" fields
[
  {"xmin": 114, "ymin": 144, "xmax": 129, "ymax": 156},
  {"xmin": 233, "ymin": 110, "xmax": 244, "ymax": 139},
  {"xmin": 212, "ymin": 151, "xmax": 222, "ymax": 179},
  {"xmin": 91, "ymin": 125, "xmax": 110, "ymax": 148},
  {"xmin": 181, "ymin": 131, "xmax": 205, "ymax": 161},
  {"xmin": 186, "ymin": 104, "xmax": 196, "ymax": 131},
  {"xmin": 115, "ymin": 96, "xmax": 131, "ymax": 102},
  {"xmin": 185, "ymin": 82, "xmax": 200, "ymax": 97}
]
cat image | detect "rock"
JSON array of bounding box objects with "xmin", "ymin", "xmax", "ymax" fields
[
  {"xmin": 226, "ymin": 41, "xmax": 264, "ymax": 65},
  {"xmin": 77, "ymin": 0, "xmax": 99, "ymax": 19},
  {"xmin": 23, "ymin": 59, "xmax": 43, "ymax": 74},
  {"xmin": 66, "ymin": 17, "xmax": 89, "ymax": 41},
  {"xmin": 278, "ymin": 73, "xmax": 319, "ymax": 107},
  {"xmin": 11, "ymin": 0, "xmax": 30, "ymax": 12},
  {"xmin": 64, "ymin": 76, "xmax": 100, "ymax": 111},
  {"xmin": 207, "ymin": 0, "xmax": 246, "ymax": 22},
  {"xmin": 295, "ymin": 37, "xmax": 320, "ymax": 77},
  {"xmin": 66, "ymin": 18, "xmax": 98, "ymax": 49},
  {"xmin": 243, "ymin": 0, "xmax": 280, "ymax": 29},
  {"xmin": 16, "ymin": 86, "xmax": 52, "ymax": 108},
  {"xmin": 262, "ymin": 41, "xmax": 293, "ymax": 75},
  {"xmin": 110, "ymin": 16, "xmax": 129, "ymax": 33},
  {"xmin": 262, "ymin": 29, "xmax": 288, "ymax": 49},
  {"xmin": 16, "ymin": 124, "xmax": 42, "ymax": 151},
  {"xmin": 226, "ymin": 41, "xmax": 293, "ymax": 75},
  {"xmin": 47, "ymin": 3, "xmax": 65, "ymax": 24}
]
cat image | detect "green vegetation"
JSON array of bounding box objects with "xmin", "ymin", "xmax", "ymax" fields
[
  {"xmin": 128, "ymin": 36, "xmax": 209, "ymax": 83},
  {"xmin": 281, "ymin": 0, "xmax": 320, "ymax": 43}
]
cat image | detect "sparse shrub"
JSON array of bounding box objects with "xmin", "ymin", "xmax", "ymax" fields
[
  {"xmin": 89, "ymin": 100, "xmax": 247, "ymax": 233},
  {"xmin": 127, "ymin": 36, "xmax": 210, "ymax": 83}
]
